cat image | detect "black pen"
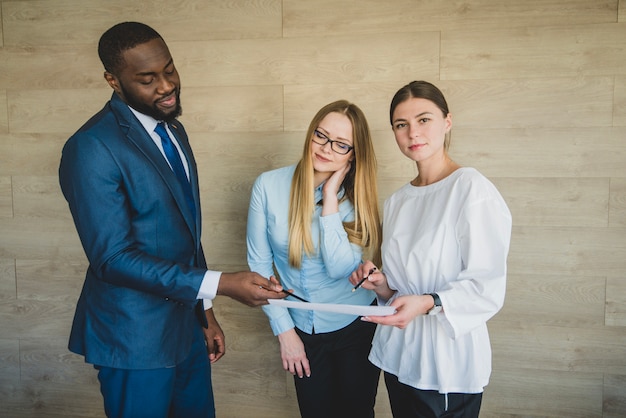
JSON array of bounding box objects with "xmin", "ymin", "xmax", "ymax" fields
[
  {"xmin": 352, "ymin": 267, "xmax": 377, "ymax": 292},
  {"xmin": 282, "ymin": 289, "xmax": 309, "ymax": 303},
  {"xmin": 259, "ymin": 284, "xmax": 309, "ymax": 303}
]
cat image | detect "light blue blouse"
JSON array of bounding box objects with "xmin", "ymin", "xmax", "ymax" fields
[{"xmin": 246, "ymin": 164, "xmax": 375, "ymax": 336}]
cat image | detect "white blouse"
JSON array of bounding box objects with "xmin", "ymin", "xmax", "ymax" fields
[{"xmin": 369, "ymin": 167, "xmax": 512, "ymax": 394}]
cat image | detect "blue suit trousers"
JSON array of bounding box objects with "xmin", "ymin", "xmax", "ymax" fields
[{"xmin": 95, "ymin": 326, "xmax": 215, "ymax": 418}]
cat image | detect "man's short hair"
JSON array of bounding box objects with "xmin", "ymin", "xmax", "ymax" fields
[{"xmin": 98, "ymin": 22, "xmax": 163, "ymax": 75}]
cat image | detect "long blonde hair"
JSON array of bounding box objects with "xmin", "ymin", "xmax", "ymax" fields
[{"xmin": 288, "ymin": 100, "xmax": 381, "ymax": 268}]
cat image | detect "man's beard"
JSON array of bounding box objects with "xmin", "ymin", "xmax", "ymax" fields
[{"xmin": 120, "ymin": 82, "xmax": 182, "ymax": 122}]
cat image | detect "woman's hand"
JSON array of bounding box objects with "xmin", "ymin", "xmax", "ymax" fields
[
  {"xmin": 361, "ymin": 294, "xmax": 434, "ymax": 329},
  {"xmin": 278, "ymin": 329, "xmax": 311, "ymax": 378},
  {"xmin": 349, "ymin": 261, "xmax": 395, "ymax": 300},
  {"xmin": 321, "ymin": 162, "xmax": 351, "ymax": 216}
]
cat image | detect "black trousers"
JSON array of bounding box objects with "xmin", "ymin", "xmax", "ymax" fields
[
  {"xmin": 294, "ymin": 318, "xmax": 380, "ymax": 418},
  {"xmin": 384, "ymin": 372, "xmax": 482, "ymax": 418}
]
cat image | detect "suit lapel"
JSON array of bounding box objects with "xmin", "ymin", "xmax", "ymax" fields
[{"xmin": 109, "ymin": 94, "xmax": 199, "ymax": 241}]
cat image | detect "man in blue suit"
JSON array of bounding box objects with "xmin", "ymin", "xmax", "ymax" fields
[{"xmin": 59, "ymin": 22, "xmax": 285, "ymax": 418}]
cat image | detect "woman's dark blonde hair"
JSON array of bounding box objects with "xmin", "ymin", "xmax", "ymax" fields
[{"xmin": 288, "ymin": 100, "xmax": 381, "ymax": 268}]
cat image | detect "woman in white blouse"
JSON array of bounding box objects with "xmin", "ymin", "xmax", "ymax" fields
[{"xmin": 350, "ymin": 81, "xmax": 512, "ymax": 418}]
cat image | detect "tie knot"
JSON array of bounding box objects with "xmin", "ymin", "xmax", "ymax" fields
[{"xmin": 155, "ymin": 122, "xmax": 168, "ymax": 138}]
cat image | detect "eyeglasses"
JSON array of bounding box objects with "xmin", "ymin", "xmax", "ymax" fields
[{"xmin": 312, "ymin": 129, "xmax": 354, "ymax": 155}]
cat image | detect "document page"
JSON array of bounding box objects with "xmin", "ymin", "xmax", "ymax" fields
[{"xmin": 268, "ymin": 299, "xmax": 396, "ymax": 316}]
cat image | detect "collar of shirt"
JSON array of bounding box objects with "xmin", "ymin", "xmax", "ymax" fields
[{"xmin": 127, "ymin": 106, "xmax": 189, "ymax": 175}]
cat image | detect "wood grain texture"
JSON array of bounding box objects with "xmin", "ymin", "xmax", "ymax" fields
[
  {"xmin": 449, "ymin": 127, "xmax": 626, "ymax": 178},
  {"xmin": 615, "ymin": 76, "xmax": 626, "ymax": 126},
  {"xmin": 12, "ymin": 176, "xmax": 69, "ymax": 221},
  {"xmin": 609, "ymin": 177, "xmax": 626, "ymax": 226},
  {"xmin": 483, "ymin": 368, "xmax": 603, "ymax": 417},
  {"xmin": 606, "ymin": 276, "xmax": 626, "ymax": 326},
  {"xmin": 509, "ymin": 226, "xmax": 626, "ymax": 276},
  {"xmin": 491, "ymin": 177, "xmax": 610, "ymax": 227},
  {"xmin": 171, "ymin": 31, "xmax": 440, "ymax": 87},
  {"xmin": 2, "ymin": 0, "xmax": 282, "ymax": 46},
  {"xmin": 1, "ymin": 0, "xmax": 625, "ymax": 416},
  {"xmin": 0, "ymin": 339, "xmax": 20, "ymax": 380},
  {"xmin": 494, "ymin": 274, "xmax": 606, "ymax": 328},
  {"xmin": 490, "ymin": 323, "xmax": 626, "ymax": 374},
  {"xmin": 0, "ymin": 133, "xmax": 71, "ymax": 176},
  {"xmin": 0, "ymin": 177, "xmax": 12, "ymax": 218},
  {"xmin": 284, "ymin": 0, "xmax": 618, "ymax": 36},
  {"xmin": 0, "ymin": 90, "xmax": 7, "ymax": 132},
  {"xmin": 441, "ymin": 23, "xmax": 626, "ymax": 80},
  {"xmin": 604, "ymin": 374, "xmax": 626, "ymax": 416},
  {"xmin": 0, "ymin": 258, "xmax": 16, "ymax": 300},
  {"xmin": 0, "ymin": 45, "xmax": 103, "ymax": 90}
]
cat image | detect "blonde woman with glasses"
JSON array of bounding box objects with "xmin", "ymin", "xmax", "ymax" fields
[{"xmin": 247, "ymin": 100, "xmax": 382, "ymax": 418}]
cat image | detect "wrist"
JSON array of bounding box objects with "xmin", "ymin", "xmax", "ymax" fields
[{"xmin": 426, "ymin": 293, "xmax": 442, "ymax": 315}]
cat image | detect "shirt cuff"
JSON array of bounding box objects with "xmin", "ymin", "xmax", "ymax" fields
[{"xmin": 197, "ymin": 270, "xmax": 222, "ymax": 310}]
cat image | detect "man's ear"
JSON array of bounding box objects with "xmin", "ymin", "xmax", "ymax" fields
[{"xmin": 104, "ymin": 71, "xmax": 121, "ymax": 94}]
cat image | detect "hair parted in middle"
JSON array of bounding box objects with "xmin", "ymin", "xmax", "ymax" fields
[
  {"xmin": 390, "ymin": 80, "xmax": 452, "ymax": 150},
  {"xmin": 288, "ymin": 100, "xmax": 382, "ymax": 268}
]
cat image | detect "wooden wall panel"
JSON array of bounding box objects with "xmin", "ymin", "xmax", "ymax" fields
[
  {"xmin": 604, "ymin": 374, "xmax": 626, "ymax": 416},
  {"xmin": 0, "ymin": 378, "xmax": 105, "ymax": 418},
  {"xmin": 284, "ymin": 82, "xmax": 399, "ymax": 131},
  {"xmin": 483, "ymin": 368, "xmax": 603, "ymax": 417},
  {"xmin": 496, "ymin": 274, "xmax": 606, "ymax": 328},
  {"xmin": 610, "ymin": 177, "xmax": 626, "ymax": 226},
  {"xmin": 0, "ymin": 218, "xmax": 83, "ymax": 260},
  {"xmin": 0, "ymin": 258, "xmax": 16, "ymax": 300},
  {"xmin": 12, "ymin": 176, "xmax": 69, "ymax": 221},
  {"xmin": 490, "ymin": 323, "xmax": 626, "ymax": 374},
  {"xmin": 0, "ymin": 133, "xmax": 70, "ymax": 176},
  {"xmin": 181, "ymin": 86, "xmax": 283, "ymax": 132},
  {"xmin": 0, "ymin": 45, "xmax": 102, "ymax": 90},
  {"xmin": 2, "ymin": 0, "xmax": 282, "ymax": 46},
  {"xmin": 8, "ymin": 89, "xmax": 111, "ymax": 134},
  {"xmin": 441, "ymin": 24, "xmax": 626, "ymax": 80},
  {"xmin": 16, "ymin": 259, "xmax": 84, "ymax": 303},
  {"xmin": 171, "ymin": 31, "xmax": 440, "ymax": 87},
  {"xmin": 443, "ymin": 78, "xmax": 614, "ymax": 129},
  {"xmin": 0, "ymin": 90, "xmax": 7, "ymax": 132},
  {"xmin": 606, "ymin": 276, "xmax": 626, "ymax": 326},
  {"xmin": 492, "ymin": 177, "xmax": 609, "ymax": 227},
  {"xmin": 509, "ymin": 226, "xmax": 626, "ymax": 276},
  {"xmin": 0, "ymin": 339, "xmax": 20, "ymax": 379},
  {"xmin": 615, "ymin": 76, "xmax": 626, "ymax": 126},
  {"xmin": 0, "ymin": 177, "xmax": 12, "ymax": 218},
  {"xmin": 1, "ymin": 0, "xmax": 625, "ymax": 417},
  {"xmin": 450, "ymin": 127, "xmax": 626, "ymax": 178},
  {"xmin": 284, "ymin": 0, "xmax": 618, "ymax": 36}
]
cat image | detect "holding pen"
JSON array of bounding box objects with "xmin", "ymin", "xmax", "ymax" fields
[{"xmin": 352, "ymin": 267, "xmax": 377, "ymax": 292}]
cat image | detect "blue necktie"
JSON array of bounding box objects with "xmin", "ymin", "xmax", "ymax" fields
[{"xmin": 154, "ymin": 122, "xmax": 196, "ymax": 221}]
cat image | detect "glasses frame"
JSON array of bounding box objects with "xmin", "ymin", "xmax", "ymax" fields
[{"xmin": 312, "ymin": 129, "xmax": 354, "ymax": 155}]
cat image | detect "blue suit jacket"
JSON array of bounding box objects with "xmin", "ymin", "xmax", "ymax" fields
[{"xmin": 60, "ymin": 93, "xmax": 208, "ymax": 369}]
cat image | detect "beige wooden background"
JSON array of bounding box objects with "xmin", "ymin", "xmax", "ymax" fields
[{"xmin": 0, "ymin": 1, "xmax": 625, "ymax": 417}]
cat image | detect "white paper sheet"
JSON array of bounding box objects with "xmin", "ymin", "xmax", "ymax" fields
[{"xmin": 268, "ymin": 299, "xmax": 396, "ymax": 316}]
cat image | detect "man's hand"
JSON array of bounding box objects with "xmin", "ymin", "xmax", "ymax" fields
[
  {"xmin": 217, "ymin": 272, "xmax": 285, "ymax": 307},
  {"xmin": 202, "ymin": 308, "xmax": 225, "ymax": 363}
]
